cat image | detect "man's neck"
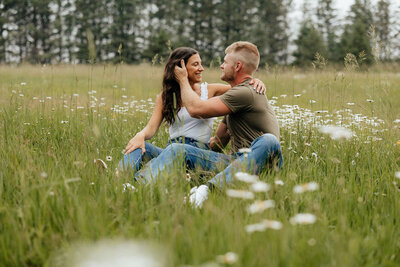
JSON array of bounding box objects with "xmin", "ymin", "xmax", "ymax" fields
[{"xmin": 229, "ymin": 73, "xmax": 252, "ymax": 87}]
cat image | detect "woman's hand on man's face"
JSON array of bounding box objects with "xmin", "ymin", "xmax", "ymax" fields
[{"xmin": 174, "ymin": 59, "xmax": 189, "ymax": 84}]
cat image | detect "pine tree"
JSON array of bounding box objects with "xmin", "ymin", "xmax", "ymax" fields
[
  {"xmin": 111, "ymin": 0, "xmax": 142, "ymax": 63},
  {"xmin": 293, "ymin": 20, "xmax": 327, "ymax": 66},
  {"xmin": 253, "ymin": 0, "xmax": 291, "ymax": 65},
  {"xmin": 338, "ymin": 0, "xmax": 373, "ymax": 64},
  {"xmin": 316, "ymin": 0, "xmax": 338, "ymax": 61},
  {"xmin": 374, "ymin": 0, "xmax": 391, "ymax": 60}
]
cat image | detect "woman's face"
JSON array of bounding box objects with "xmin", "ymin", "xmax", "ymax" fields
[{"xmin": 186, "ymin": 53, "xmax": 204, "ymax": 84}]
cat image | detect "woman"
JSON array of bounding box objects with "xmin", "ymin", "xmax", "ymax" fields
[{"xmin": 118, "ymin": 47, "xmax": 265, "ymax": 173}]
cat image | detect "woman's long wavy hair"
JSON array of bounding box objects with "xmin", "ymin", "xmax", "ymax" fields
[{"xmin": 162, "ymin": 47, "xmax": 198, "ymax": 125}]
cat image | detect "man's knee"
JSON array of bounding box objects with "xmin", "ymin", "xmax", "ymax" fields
[{"xmin": 258, "ymin": 133, "xmax": 281, "ymax": 151}]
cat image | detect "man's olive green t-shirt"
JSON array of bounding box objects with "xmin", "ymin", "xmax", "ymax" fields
[{"xmin": 219, "ymin": 79, "xmax": 280, "ymax": 153}]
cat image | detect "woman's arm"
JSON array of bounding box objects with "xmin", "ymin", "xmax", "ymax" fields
[
  {"xmin": 208, "ymin": 78, "xmax": 267, "ymax": 97},
  {"xmin": 124, "ymin": 94, "xmax": 164, "ymax": 154}
]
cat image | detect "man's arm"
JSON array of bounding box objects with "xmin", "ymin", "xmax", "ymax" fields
[
  {"xmin": 210, "ymin": 121, "xmax": 230, "ymax": 152},
  {"xmin": 175, "ymin": 60, "xmax": 231, "ymax": 118}
]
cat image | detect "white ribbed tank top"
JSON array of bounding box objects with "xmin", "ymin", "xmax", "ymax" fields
[{"xmin": 169, "ymin": 82, "xmax": 214, "ymax": 143}]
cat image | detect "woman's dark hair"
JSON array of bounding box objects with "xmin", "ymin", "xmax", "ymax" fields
[{"xmin": 162, "ymin": 47, "xmax": 198, "ymax": 125}]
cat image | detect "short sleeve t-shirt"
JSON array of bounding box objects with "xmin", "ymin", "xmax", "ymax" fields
[{"xmin": 219, "ymin": 79, "xmax": 280, "ymax": 153}]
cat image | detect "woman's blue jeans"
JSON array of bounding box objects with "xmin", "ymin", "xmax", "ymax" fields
[
  {"xmin": 135, "ymin": 133, "xmax": 283, "ymax": 188},
  {"xmin": 118, "ymin": 137, "xmax": 209, "ymax": 172}
]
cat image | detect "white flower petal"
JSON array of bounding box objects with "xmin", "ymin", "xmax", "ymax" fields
[
  {"xmin": 290, "ymin": 213, "xmax": 316, "ymax": 225},
  {"xmin": 249, "ymin": 181, "xmax": 270, "ymax": 192},
  {"xmin": 226, "ymin": 189, "xmax": 254, "ymax": 199},
  {"xmin": 247, "ymin": 200, "xmax": 275, "ymax": 214},
  {"xmin": 234, "ymin": 172, "xmax": 259, "ymax": 183}
]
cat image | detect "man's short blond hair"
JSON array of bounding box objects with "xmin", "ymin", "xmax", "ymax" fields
[{"xmin": 225, "ymin": 41, "xmax": 260, "ymax": 74}]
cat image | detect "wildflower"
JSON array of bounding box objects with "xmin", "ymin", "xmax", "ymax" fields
[
  {"xmin": 61, "ymin": 120, "xmax": 68, "ymax": 124},
  {"xmin": 226, "ymin": 189, "xmax": 254, "ymax": 199},
  {"xmin": 238, "ymin": 148, "xmax": 252, "ymax": 153},
  {"xmin": 121, "ymin": 87, "xmax": 126, "ymax": 91},
  {"xmin": 106, "ymin": 156, "xmax": 112, "ymax": 161},
  {"xmin": 347, "ymin": 102, "xmax": 355, "ymax": 106},
  {"xmin": 64, "ymin": 240, "xmax": 166, "ymax": 267},
  {"xmin": 235, "ymin": 172, "xmax": 258, "ymax": 183},
  {"xmin": 280, "ymin": 94, "xmax": 287, "ymax": 98},
  {"xmin": 186, "ymin": 172, "xmax": 191, "ymax": 182},
  {"xmin": 245, "ymin": 220, "xmax": 282, "ymax": 233},
  {"xmin": 249, "ymin": 181, "xmax": 270, "ymax": 192},
  {"xmin": 293, "ymin": 182, "xmax": 319, "ymax": 194},
  {"xmin": 122, "ymin": 95, "xmax": 127, "ymax": 98},
  {"xmin": 308, "ymin": 238, "xmax": 317, "ymax": 246},
  {"xmin": 318, "ymin": 125, "xmax": 354, "ymax": 140},
  {"xmin": 40, "ymin": 172, "xmax": 48, "ymax": 178},
  {"xmin": 19, "ymin": 94, "xmax": 24, "ymax": 97},
  {"xmin": 294, "ymin": 94, "xmax": 302, "ymax": 98},
  {"xmin": 274, "ymin": 180, "xmax": 284, "ymax": 186},
  {"xmin": 309, "ymin": 100, "xmax": 316, "ymax": 104},
  {"xmin": 247, "ymin": 200, "xmax": 275, "ymax": 214},
  {"xmin": 352, "ymin": 160, "xmax": 356, "ymax": 166},
  {"xmin": 113, "ymin": 85, "xmax": 118, "ymax": 88},
  {"xmin": 122, "ymin": 183, "xmax": 136, "ymax": 192},
  {"xmin": 48, "ymin": 191, "xmax": 55, "ymax": 196},
  {"xmin": 46, "ymin": 96, "xmax": 52, "ymax": 100},
  {"xmin": 21, "ymin": 82, "xmax": 26, "ymax": 86},
  {"xmin": 396, "ymin": 140, "xmax": 400, "ymax": 146},
  {"xmin": 12, "ymin": 90, "xmax": 16, "ymax": 94},
  {"xmin": 24, "ymin": 122, "xmax": 30, "ymax": 125},
  {"xmin": 216, "ymin": 252, "xmax": 238, "ymax": 265},
  {"xmin": 73, "ymin": 93, "xmax": 79, "ymax": 97},
  {"xmin": 311, "ymin": 152, "xmax": 318, "ymax": 161},
  {"xmin": 94, "ymin": 159, "xmax": 108, "ymax": 169},
  {"xmin": 366, "ymin": 99, "xmax": 374, "ymax": 103},
  {"xmin": 290, "ymin": 213, "xmax": 316, "ymax": 225},
  {"xmin": 395, "ymin": 172, "xmax": 400, "ymax": 179}
]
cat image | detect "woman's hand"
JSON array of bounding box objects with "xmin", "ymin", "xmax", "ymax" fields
[
  {"xmin": 249, "ymin": 78, "xmax": 266, "ymax": 95},
  {"xmin": 125, "ymin": 132, "xmax": 146, "ymax": 155},
  {"xmin": 174, "ymin": 59, "xmax": 188, "ymax": 84}
]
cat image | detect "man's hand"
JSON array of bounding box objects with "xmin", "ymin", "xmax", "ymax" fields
[
  {"xmin": 125, "ymin": 132, "xmax": 146, "ymax": 154},
  {"xmin": 249, "ymin": 78, "xmax": 266, "ymax": 95},
  {"xmin": 174, "ymin": 59, "xmax": 189, "ymax": 85}
]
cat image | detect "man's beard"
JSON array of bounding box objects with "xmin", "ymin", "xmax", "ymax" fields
[{"xmin": 221, "ymin": 70, "xmax": 234, "ymax": 82}]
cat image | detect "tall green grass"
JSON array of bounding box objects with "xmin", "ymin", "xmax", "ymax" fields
[{"xmin": 0, "ymin": 65, "xmax": 399, "ymax": 266}]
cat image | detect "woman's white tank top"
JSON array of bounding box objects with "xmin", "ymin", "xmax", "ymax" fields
[{"xmin": 169, "ymin": 82, "xmax": 214, "ymax": 143}]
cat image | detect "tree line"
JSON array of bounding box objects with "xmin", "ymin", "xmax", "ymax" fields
[{"xmin": 0, "ymin": 0, "xmax": 398, "ymax": 67}]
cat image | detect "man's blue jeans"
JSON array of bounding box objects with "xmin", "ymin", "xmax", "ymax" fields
[
  {"xmin": 135, "ymin": 133, "xmax": 283, "ymax": 188},
  {"xmin": 119, "ymin": 137, "xmax": 209, "ymax": 172}
]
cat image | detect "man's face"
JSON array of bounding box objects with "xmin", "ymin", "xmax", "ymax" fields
[
  {"xmin": 186, "ymin": 53, "xmax": 204, "ymax": 84},
  {"xmin": 220, "ymin": 53, "xmax": 236, "ymax": 82}
]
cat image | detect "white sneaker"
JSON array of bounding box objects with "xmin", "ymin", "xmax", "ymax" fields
[{"xmin": 189, "ymin": 185, "xmax": 209, "ymax": 208}]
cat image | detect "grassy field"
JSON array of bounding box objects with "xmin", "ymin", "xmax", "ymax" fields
[{"xmin": 0, "ymin": 64, "xmax": 399, "ymax": 266}]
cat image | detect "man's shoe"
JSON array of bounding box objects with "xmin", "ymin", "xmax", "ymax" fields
[{"xmin": 189, "ymin": 185, "xmax": 209, "ymax": 208}]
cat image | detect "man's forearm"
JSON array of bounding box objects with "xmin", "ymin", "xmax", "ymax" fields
[{"xmin": 180, "ymin": 80, "xmax": 202, "ymax": 113}]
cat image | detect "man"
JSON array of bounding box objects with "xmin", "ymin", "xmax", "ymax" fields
[{"xmin": 136, "ymin": 41, "xmax": 282, "ymax": 207}]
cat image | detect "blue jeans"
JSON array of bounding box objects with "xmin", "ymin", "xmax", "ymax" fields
[
  {"xmin": 136, "ymin": 133, "xmax": 283, "ymax": 188},
  {"xmin": 119, "ymin": 137, "xmax": 209, "ymax": 172}
]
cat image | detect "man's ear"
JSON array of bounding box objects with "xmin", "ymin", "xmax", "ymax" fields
[{"xmin": 235, "ymin": 61, "xmax": 243, "ymax": 72}]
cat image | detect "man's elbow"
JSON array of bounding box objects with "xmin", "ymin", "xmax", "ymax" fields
[{"xmin": 186, "ymin": 106, "xmax": 203, "ymax": 118}]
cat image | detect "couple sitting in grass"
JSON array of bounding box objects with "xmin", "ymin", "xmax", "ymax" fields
[{"xmin": 118, "ymin": 41, "xmax": 282, "ymax": 207}]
